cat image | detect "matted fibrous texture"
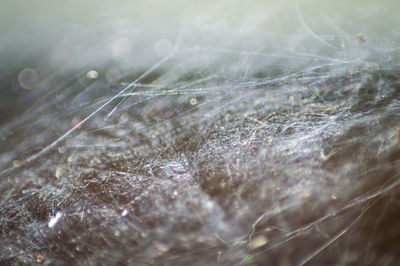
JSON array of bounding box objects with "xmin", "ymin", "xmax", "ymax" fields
[{"xmin": 1, "ymin": 0, "xmax": 400, "ymax": 265}]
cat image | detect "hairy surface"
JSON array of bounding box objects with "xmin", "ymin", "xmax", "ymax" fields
[{"xmin": 1, "ymin": 1, "xmax": 400, "ymax": 265}]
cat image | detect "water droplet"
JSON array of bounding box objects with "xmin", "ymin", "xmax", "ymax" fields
[
  {"xmin": 18, "ymin": 68, "xmax": 38, "ymax": 89},
  {"xmin": 249, "ymin": 235, "xmax": 268, "ymax": 250},
  {"xmin": 121, "ymin": 209, "xmax": 129, "ymax": 217},
  {"xmin": 48, "ymin": 212, "xmax": 63, "ymax": 228},
  {"xmin": 86, "ymin": 70, "xmax": 99, "ymax": 79},
  {"xmin": 190, "ymin": 98, "xmax": 197, "ymax": 105}
]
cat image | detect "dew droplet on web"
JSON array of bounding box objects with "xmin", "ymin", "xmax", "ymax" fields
[
  {"xmin": 190, "ymin": 98, "xmax": 198, "ymax": 105},
  {"xmin": 121, "ymin": 209, "xmax": 129, "ymax": 217},
  {"xmin": 18, "ymin": 68, "xmax": 38, "ymax": 89},
  {"xmin": 249, "ymin": 235, "xmax": 268, "ymax": 250},
  {"xmin": 48, "ymin": 212, "xmax": 63, "ymax": 228},
  {"xmin": 86, "ymin": 70, "xmax": 99, "ymax": 79}
]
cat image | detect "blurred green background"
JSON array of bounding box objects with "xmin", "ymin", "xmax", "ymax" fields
[{"xmin": 1, "ymin": 0, "xmax": 399, "ymax": 63}]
